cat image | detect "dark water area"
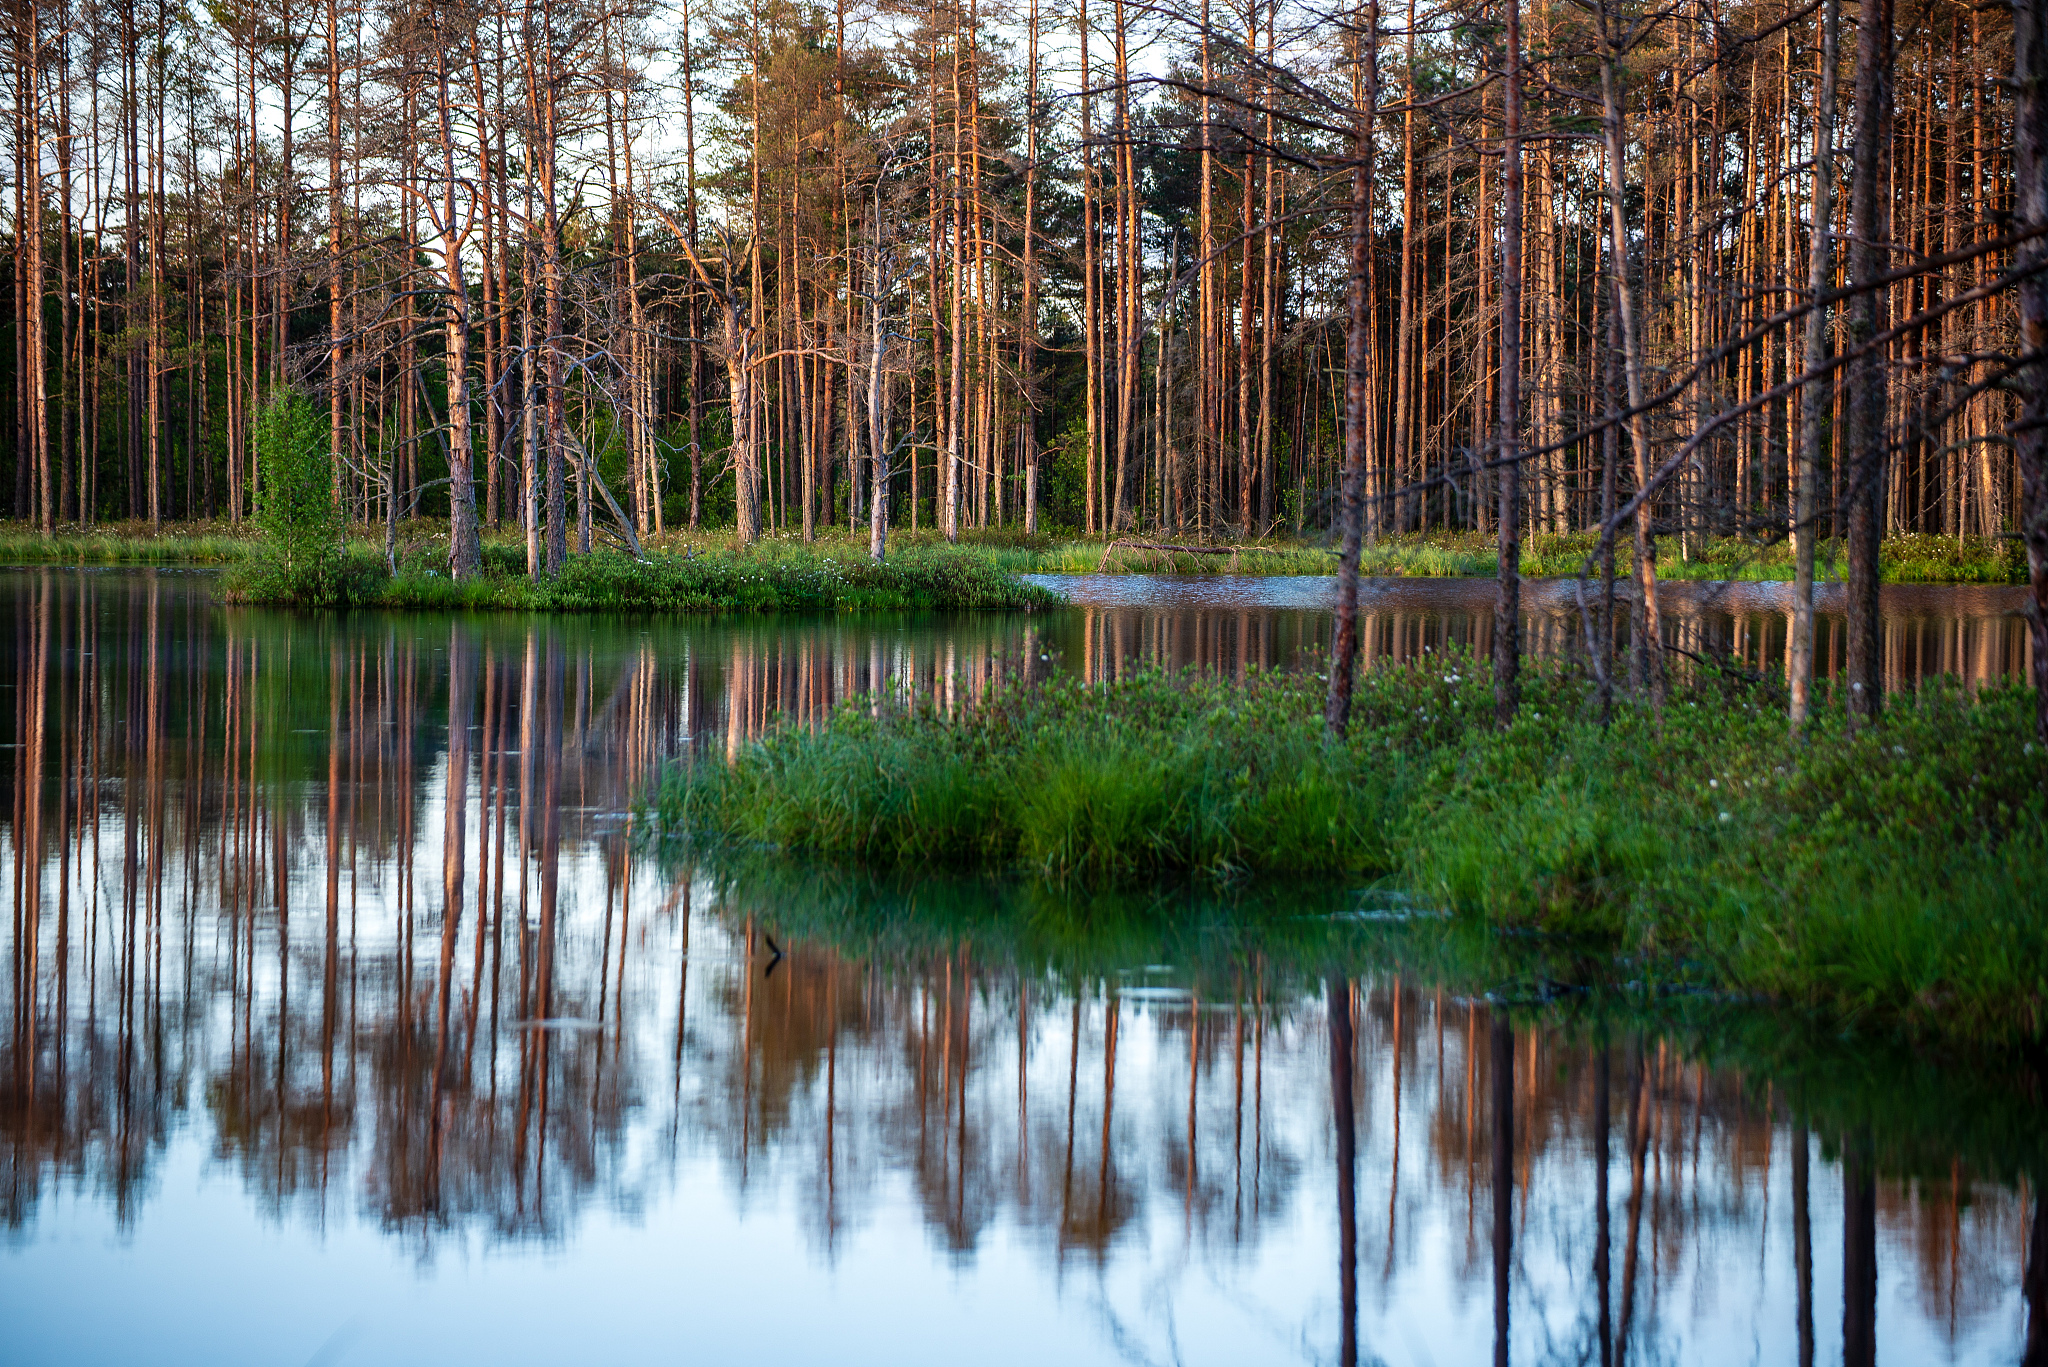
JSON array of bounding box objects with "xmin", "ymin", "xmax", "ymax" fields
[{"xmin": 0, "ymin": 567, "xmax": 2040, "ymax": 1366}]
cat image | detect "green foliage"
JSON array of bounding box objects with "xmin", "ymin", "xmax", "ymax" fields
[
  {"xmin": 233, "ymin": 392, "xmax": 349, "ymax": 604},
  {"xmin": 1038, "ymin": 420, "xmax": 1089, "ymax": 532},
  {"xmin": 1131, "ymin": 529, "xmax": 2021, "ymax": 582},
  {"xmin": 227, "ymin": 538, "xmax": 1065, "ymax": 613},
  {"xmin": 654, "ymin": 655, "xmax": 2048, "ymax": 1043},
  {"xmin": 1508, "ymin": 530, "xmax": 2023, "ymax": 583}
]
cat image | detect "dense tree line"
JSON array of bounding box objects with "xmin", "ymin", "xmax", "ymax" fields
[{"xmin": 1, "ymin": 0, "xmax": 2045, "ymax": 724}]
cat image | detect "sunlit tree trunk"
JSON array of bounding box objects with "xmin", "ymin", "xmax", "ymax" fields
[
  {"xmin": 438, "ymin": 42, "xmax": 480, "ymax": 580},
  {"xmin": 1020, "ymin": 0, "xmax": 1041, "ymax": 536}
]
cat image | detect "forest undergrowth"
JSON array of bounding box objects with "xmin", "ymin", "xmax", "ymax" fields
[{"xmin": 651, "ymin": 653, "xmax": 2048, "ymax": 1044}]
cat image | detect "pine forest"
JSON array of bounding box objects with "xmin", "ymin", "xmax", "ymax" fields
[{"xmin": 0, "ymin": 0, "xmax": 2041, "ymax": 585}]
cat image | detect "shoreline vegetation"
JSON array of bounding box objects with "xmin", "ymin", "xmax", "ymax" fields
[
  {"xmin": 652, "ymin": 657, "xmax": 2048, "ymax": 1047},
  {"xmin": 221, "ymin": 538, "xmax": 1066, "ymax": 613},
  {"xmin": 0, "ymin": 519, "xmax": 2024, "ymax": 592}
]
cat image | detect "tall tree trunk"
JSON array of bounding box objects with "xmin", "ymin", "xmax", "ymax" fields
[
  {"xmin": 868, "ymin": 205, "xmax": 892, "ymax": 562},
  {"xmin": 535, "ymin": 10, "xmax": 569, "ymax": 575},
  {"xmin": 1495, "ymin": 0, "xmax": 1524, "ymax": 726},
  {"xmin": 1599, "ymin": 6, "xmax": 1664, "ymax": 707},
  {"xmin": 1020, "ymin": 0, "xmax": 1040, "ymax": 536},
  {"xmin": 1198, "ymin": 6, "xmax": 1215, "ymax": 539},
  {"xmin": 681, "ymin": 0, "xmax": 703, "ymax": 530},
  {"xmin": 1110, "ymin": 0, "xmax": 1137, "ymax": 533},
  {"xmin": 328, "ymin": 0, "xmax": 347, "ymax": 519},
  {"xmin": 1325, "ymin": 0, "xmax": 1378, "ymax": 738},
  {"xmin": 1257, "ymin": 0, "xmax": 1277, "ymax": 537},
  {"xmin": 23, "ymin": 4, "xmax": 49, "ymax": 531},
  {"xmin": 439, "ymin": 45, "xmax": 480, "ymax": 579},
  {"xmin": 1844, "ymin": 0, "xmax": 1894, "ymax": 723},
  {"xmin": 1792, "ymin": 0, "xmax": 1841, "ymax": 732},
  {"xmin": 1079, "ymin": 0, "xmax": 1099, "ymax": 535},
  {"xmin": 944, "ymin": 16, "xmax": 964, "ymax": 543},
  {"xmin": 1392, "ymin": 0, "xmax": 1418, "ymax": 534},
  {"xmin": 2015, "ymin": 0, "xmax": 2048, "ymax": 741}
]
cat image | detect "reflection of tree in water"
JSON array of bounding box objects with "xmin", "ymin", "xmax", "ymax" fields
[{"xmin": 0, "ymin": 567, "xmax": 2041, "ymax": 1361}]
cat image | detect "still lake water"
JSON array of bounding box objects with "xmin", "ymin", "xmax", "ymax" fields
[{"xmin": 0, "ymin": 567, "xmax": 2039, "ymax": 1366}]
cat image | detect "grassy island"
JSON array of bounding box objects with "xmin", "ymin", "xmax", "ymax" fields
[
  {"xmin": 652, "ymin": 658, "xmax": 2048, "ymax": 1045},
  {"xmin": 220, "ymin": 538, "xmax": 1064, "ymax": 613}
]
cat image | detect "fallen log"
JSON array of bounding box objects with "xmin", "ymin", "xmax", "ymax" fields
[{"xmin": 1095, "ymin": 539, "xmax": 1295, "ymax": 570}]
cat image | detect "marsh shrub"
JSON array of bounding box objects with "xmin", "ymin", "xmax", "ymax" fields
[{"xmin": 233, "ymin": 391, "xmax": 353, "ymax": 604}]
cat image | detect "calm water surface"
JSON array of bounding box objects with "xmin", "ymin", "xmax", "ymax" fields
[{"xmin": 0, "ymin": 568, "xmax": 2039, "ymax": 1366}]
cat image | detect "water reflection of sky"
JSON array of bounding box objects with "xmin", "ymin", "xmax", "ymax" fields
[{"xmin": 0, "ymin": 568, "xmax": 2036, "ymax": 1365}]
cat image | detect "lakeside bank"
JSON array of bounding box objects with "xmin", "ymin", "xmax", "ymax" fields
[{"xmin": 0, "ymin": 520, "xmax": 2024, "ymax": 588}]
